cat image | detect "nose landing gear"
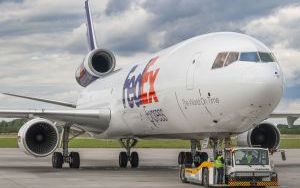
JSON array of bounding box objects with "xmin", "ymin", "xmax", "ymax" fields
[{"xmin": 178, "ymin": 139, "xmax": 208, "ymax": 167}]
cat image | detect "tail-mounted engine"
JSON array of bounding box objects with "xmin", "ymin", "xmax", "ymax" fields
[
  {"xmin": 75, "ymin": 49, "xmax": 116, "ymax": 87},
  {"xmin": 237, "ymin": 122, "xmax": 280, "ymax": 151},
  {"xmin": 18, "ymin": 118, "xmax": 59, "ymax": 157}
]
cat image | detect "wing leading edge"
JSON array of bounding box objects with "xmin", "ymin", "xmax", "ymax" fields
[{"xmin": 0, "ymin": 109, "xmax": 111, "ymax": 133}]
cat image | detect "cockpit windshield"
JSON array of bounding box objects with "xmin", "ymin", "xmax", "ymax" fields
[
  {"xmin": 212, "ymin": 51, "xmax": 276, "ymax": 69},
  {"xmin": 259, "ymin": 52, "xmax": 275, "ymax": 62},
  {"xmin": 239, "ymin": 52, "xmax": 259, "ymax": 62},
  {"xmin": 234, "ymin": 149, "xmax": 269, "ymax": 166}
]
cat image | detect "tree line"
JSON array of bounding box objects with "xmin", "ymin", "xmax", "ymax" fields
[
  {"xmin": 0, "ymin": 119, "xmax": 300, "ymax": 134},
  {"xmin": 277, "ymin": 124, "xmax": 300, "ymax": 134},
  {"xmin": 0, "ymin": 119, "xmax": 26, "ymax": 133}
]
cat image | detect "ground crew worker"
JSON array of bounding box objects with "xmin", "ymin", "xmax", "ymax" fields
[
  {"xmin": 247, "ymin": 151, "xmax": 254, "ymax": 164},
  {"xmin": 214, "ymin": 153, "xmax": 224, "ymax": 184}
]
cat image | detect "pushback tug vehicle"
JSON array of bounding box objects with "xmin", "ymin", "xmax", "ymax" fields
[{"xmin": 180, "ymin": 147, "xmax": 278, "ymax": 187}]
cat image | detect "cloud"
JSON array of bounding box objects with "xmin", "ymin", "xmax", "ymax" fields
[
  {"xmin": 0, "ymin": 0, "xmax": 23, "ymax": 4},
  {"xmin": 242, "ymin": 5, "xmax": 300, "ymax": 87},
  {"xmin": 140, "ymin": 0, "xmax": 299, "ymax": 49},
  {"xmin": 242, "ymin": 5, "xmax": 300, "ymax": 48},
  {"xmin": 105, "ymin": 0, "xmax": 136, "ymax": 15},
  {"xmin": 1, "ymin": 0, "xmax": 300, "ymax": 114}
]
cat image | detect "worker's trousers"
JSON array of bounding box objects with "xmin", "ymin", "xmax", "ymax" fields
[{"xmin": 216, "ymin": 167, "xmax": 224, "ymax": 184}]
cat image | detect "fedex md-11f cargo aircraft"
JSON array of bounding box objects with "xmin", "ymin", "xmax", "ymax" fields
[{"xmin": 0, "ymin": 0, "xmax": 298, "ymax": 168}]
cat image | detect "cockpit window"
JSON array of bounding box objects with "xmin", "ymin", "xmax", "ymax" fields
[
  {"xmin": 212, "ymin": 52, "xmax": 228, "ymax": 69},
  {"xmin": 224, "ymin": 52, "xmax": 239, "ymax": 66},
  {"xmin": 259, "ymin": 52, "xmax": 275, "ymax": 62},
  {"xmin": 239, "ymin": 52, "xmax": 259, "ymax": 62},
  {"xmin": 212, "ymin": 51, "xmax": 276, "ymax": 70}
]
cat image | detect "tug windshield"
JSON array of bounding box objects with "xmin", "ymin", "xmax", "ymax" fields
[{"xmin": 234, "ymin": 149, "xmax": 269, "ymax": 166}]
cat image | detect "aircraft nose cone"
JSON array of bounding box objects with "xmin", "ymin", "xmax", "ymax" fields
[
  {"xmin": 259, "ymin": 66, "xmax": 282, "ymax": 101},
  {"xmin": 247, "ymin": 63, "xmax": 283, "ymax": 112}
]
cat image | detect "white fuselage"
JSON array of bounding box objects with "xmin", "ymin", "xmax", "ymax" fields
[{"xmin": 76, "ymin": 32, "xmax": 283, "ymax": 139}]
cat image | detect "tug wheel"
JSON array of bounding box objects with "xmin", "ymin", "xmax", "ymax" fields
[
  {"xmin": 202, "ymin": 168, "xmax": 209, "ymax": 187},
  {"xmin": 179, "ymin": 165, "xmax": 188, "ymax": 183}
]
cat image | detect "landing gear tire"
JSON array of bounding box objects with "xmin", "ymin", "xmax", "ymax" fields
[
  {"xmin": 199, "ymin": 152, "xmax": 208, "ymax": 162},
  {"xmin": 69, "ymin": 152, "xmax": 80, "ymax": 169},
  {"xmin": 52, "ymin": 152, "xmax": 63, "ymax": 169},
  {"xmin": 202, "ymin": 168, "xmax": 209, "ymax": 187},
  {"xmin": 119, "ymin": 151, "xmax": 128, "ymax": 168},
  {"xmin": 178, "ymin": 151, "xmax": 185, "ymax": 165},
  {"xmin": 52, "ymin": 125, "xmax": 83, "ymax": 169},
  {"xmin": 119, "ymin": 138, "xmax": 139, "ymax": 168},
  {"xmin": 179, "ymin": 165, "xmax": 188, "ymax": 183},
  {"xmin": 184, "ymin": 152, "xmax": 193, "ymax": 167},
  {"xmin": 130, "ymin": 151, "xmax": 139, "ymax": 168},
  {"xmin": 178, "ymin": 152, "xmax": 193, "ymax": 166},
  {"xmin": 194, "ymin": 152, "xmax": 209, "ymax": 166},
  {"xmin": 194, "ymin": 152, "xmax": 201, "ymax": 167}
]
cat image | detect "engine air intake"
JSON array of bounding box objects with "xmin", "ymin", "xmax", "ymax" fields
[
  {"xmin": 25, "ymin": 122, "xmax": 58, "ymax": 155},
  {"xmin": 75, "ymin": 49, "xmax": 116, "ymax": 87},
  {"xmin": 18, "ymin": 118, "xmax": 59, "ymax": 157},
  {"xmin": 237, "ymin": 122, "xmax": 280, "ymax": 151}
]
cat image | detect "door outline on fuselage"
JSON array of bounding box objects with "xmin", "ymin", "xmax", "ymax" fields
[{"xmin": 186, "ymin": 53, "xmax": 202, "ymax": 90}]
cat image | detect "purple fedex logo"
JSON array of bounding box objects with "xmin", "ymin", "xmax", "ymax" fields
[{"xmin": 123, "ymin": 57, "xmax": 160, "ymax": 108}]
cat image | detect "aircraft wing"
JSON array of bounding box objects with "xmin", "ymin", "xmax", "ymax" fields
[
  {"xmin": 0, "ymin": 109, "xmax": 111, "ymax": 132},
  {"xmin": 270, "ymin": 112, "xmax": 300, "ymax": 128}
]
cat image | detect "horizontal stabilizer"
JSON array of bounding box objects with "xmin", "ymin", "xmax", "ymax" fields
[
  {"xmin": 270, "ymin": 112, "xmax": 300, "ymax": 128},
  {"xmin": 2, "ymin": 93, "xmax": 76, "ymax": 108}
]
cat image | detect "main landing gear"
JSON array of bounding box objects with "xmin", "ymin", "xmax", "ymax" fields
[
  {"xmin": 119, "ymin": 138, "xmax": 139, "ymax": 168},
  {"xmin": 178, "ymin": 139, "xmax": 208, "ymax": 167},
  {"xmin": 52, "ymin": 125, "xmax": 83, "ymax": 169}
]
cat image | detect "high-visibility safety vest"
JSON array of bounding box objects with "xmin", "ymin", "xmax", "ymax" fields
[
  {"xmin": 214, "ymin": 156, "xmax": 224, "ymax": 168},
  {"xmin": 247, "ymin": 155, "xmax": 253, "ymax": 163}
]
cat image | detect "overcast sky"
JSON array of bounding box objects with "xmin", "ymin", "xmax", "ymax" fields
[{"xmin": 1, "ymin": 0, "xmax": 300, "ymax": 117}]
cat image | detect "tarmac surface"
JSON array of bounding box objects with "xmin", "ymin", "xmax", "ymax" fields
[{"xmin": 0, "ymin": 148, "xmax": 299, "ymax": 188}]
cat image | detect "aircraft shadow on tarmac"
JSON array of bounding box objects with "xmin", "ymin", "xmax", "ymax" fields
[{"xmin": 0, "ymin": 165, "xmax": 179, "ymax": 173}]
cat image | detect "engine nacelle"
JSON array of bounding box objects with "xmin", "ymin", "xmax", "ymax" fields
[
  {"xmin": 237, "ymin": 122, "xmax": 280, "ymax": 151},
  {"xmin": 18, "ymin": 118, "xmax": 59, "ymax": 157},
  {"xmin": 75, "ymin": 49, "xmax": 116, "ymax": 87}
]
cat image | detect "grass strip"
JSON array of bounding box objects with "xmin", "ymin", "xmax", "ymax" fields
[{"xmin": 0, "ymin": 138, "xmax": 299, "ymax": 149}]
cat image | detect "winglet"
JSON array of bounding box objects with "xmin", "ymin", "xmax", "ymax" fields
[{"xmin": 85, "ymin": 0, "xmax": 98, "ymax": 51}]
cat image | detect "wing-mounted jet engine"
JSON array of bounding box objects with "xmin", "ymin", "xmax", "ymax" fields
[
  {"xmin": 75, "ymin": 49, "xmax": 116, "ymax": 87},
  {"xmin": 18, "ymin": 118, "xmax": 59, "ymax": 157},
  {"xmin": 237, "ymin": 122, "xmax": 280, "ymax": 152}
]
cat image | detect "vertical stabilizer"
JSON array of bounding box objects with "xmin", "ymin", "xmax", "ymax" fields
[{"xmin": 85, "ymin": 0, "xmax": 98, "ymax": 51}]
